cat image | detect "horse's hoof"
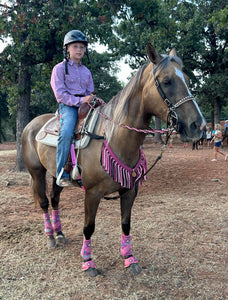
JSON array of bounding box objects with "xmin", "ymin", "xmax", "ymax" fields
[
  {"xmin": 84, "ymin": 268, "xmax": 98, "ymax": 277},
  {"xmin": 47, "ymin": 235, "xmax": 56, "ymax": 248},
  {"xmin": 56, "ymin": 232, "xmax": 66, "ymax": 247},
  {"xmin": 129, "ymin": 263, "xmax": 142, "ymax": 275}
]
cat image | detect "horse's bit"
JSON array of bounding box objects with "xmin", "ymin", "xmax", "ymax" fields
[{"xmin": 152, "ymin": 65, "xmax": 194, "ymax": 131}]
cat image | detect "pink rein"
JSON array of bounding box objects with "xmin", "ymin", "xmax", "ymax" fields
[{"xmin": 88, "ymin": 101, "xmax": 170, "ymax": 135}]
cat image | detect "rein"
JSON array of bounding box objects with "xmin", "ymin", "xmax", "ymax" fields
[
  {"xmin": 85, "ymin": 60, "xmax": 194, "ymax": 198},
  {"xmin": 87, "ymin": 99, "xmax": 170, "ymax": 135},
  {"xmin": 85, "ymin": 98, "xmax": 174, "ymax": 200}
]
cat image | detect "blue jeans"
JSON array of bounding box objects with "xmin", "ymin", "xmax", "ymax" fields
[{"xmin": 56, "ymin": 103, "xmax": 78, "ymax": 179}]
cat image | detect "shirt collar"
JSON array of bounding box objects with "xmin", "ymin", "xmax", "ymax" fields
[{"xmin": 68, "ymin": 59, "xmax": 82, "ymax": 67}]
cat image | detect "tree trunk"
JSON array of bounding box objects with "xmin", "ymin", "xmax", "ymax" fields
[
  {"xmin": 214, "ymin": 96, "xmax": 221, "ymax": 125},
  {"xmin": 0, "ymin": 110, "xmax": 2, "ymax": 143},
  {"xmin": 210, "ymin": 110, "xmax": 214, "ymax": 131},
  {"xmin": 16, "ymin": 63, "xmax": 31, "ymax": 171},
  {"xmin": 154, "ymin": 117, "xmax": 164, "ymax": 144}
]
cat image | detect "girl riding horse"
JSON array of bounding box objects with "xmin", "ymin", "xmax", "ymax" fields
[{"xmin": 22, "ymin": 43, "xmax": 206, "ymax": 277}]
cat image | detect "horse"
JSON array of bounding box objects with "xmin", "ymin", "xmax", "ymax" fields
[
  {"xmin": 222, "ymin": 129, "xmax": 228, "ymax": 145},
  {"xmin": 22, "ymin": 43, "xmax": 206, "ymax": 277},
  {"xmin": 192, "ymin": 129, "xmax": 206, "ymax": 150}
]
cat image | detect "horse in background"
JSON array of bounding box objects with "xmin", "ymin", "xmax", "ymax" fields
[
  {"xmin": 22, "ymin": 43, "xmax": 206, "ymax": 277},
  {"xmin": 192, "ymin": 129, "xmax": 206, "ymax": 150},
  {"xmin": 222, "ymin": 121, "xmax": 228, "ymax": 145},
  {"xmin": 222, "ymin": 131, "xmax": 228, "ymax": 145}
]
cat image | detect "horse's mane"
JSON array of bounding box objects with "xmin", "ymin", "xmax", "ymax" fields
[
  {"xmin": 102, "ymin": 54, "xmax": 182, "ymax": 142},
  {"xmin": 102, "ymin": 63, "xmax": 148, "ymax": 142}
]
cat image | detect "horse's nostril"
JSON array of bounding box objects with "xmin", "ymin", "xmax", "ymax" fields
[
  {"xmin": 190, "ymin": 122, "xmax": 198, "ymax": 131},
  {"xmin": 190, "ymin": 118, "xmax": 205, "ymax": 132}
]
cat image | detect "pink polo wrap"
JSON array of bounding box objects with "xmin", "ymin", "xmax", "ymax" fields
[
  {"xmin": 81, "ymin": 237, "xmax": 92, "ymax": 260},
  {"xmin": 43, "ymin": 213, "xmax": 54, "ymax": 236},
  {"xmin": 52, "ymin": 210, "xmax": 62, "ymax": 232},
  {"xmin": 121, "ymin": 234, "xmax": 132, "ymax": 257}
]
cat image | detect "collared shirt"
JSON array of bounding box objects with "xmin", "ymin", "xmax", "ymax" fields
[{"xmin": 50, "ymin": 59, "xmax": 94, "ymax": 107}]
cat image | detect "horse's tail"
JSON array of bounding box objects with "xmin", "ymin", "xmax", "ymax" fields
[{"xmin": 29, "ymin": 174, "xmax": 46, "ymax": 208}]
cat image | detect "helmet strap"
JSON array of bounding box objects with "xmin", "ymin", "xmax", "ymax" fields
[
  {"xmin": 63, "ymin": 45, "xmax": 90, "ymax": 73},
  {"xmin": 86, "ymin": 48, "xmax": 90, "ymax": 64},
  {"xmin": 63, "ymin": 46, "xmax": 69, "ymax": 75}
]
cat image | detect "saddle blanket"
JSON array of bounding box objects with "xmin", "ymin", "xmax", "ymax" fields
[{"xmin": 35, "ymin": 109, "xmax": 99, "ymax": 149}]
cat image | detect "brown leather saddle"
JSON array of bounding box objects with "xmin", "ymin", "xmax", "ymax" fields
[{"xmin": 36, "ymin": 99, "xmax": 104, "ymax": 148}]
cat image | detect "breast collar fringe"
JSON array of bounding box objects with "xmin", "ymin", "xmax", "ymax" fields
[{"xmin": 101, "ymin": 140, "xmax": 147, "ymax": 189}]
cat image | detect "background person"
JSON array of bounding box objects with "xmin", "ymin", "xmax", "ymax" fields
[
  {"xmin": 210, "ymin": 123, "xmax": 227, "ymax": 161},
  {"xmin": 206, "ymin": 127, "xmax": 212, "ymax": 146}
]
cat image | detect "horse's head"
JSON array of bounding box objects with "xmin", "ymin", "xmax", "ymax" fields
[{"xmin": 144, "ymin": 43, "xmax": 206, "ymax": 142}]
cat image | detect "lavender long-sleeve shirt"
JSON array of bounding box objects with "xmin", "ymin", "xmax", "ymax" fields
[{"xmin": 50, "ymin": 59, "xmax": 94, "ymax": 107}]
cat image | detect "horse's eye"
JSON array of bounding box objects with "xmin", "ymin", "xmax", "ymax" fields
[{"xmin": 163, "ymin": 78, "xmax": 171, "ymax": 85}]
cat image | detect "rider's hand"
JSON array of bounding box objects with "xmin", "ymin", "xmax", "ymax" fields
[{"xmin": 83, "ymin": 95, "xmax": 92, "ymax": 103}]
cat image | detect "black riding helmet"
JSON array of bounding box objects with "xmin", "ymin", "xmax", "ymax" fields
[
  {"xmin": 63, "ymin": 30, "xmax": 90, "ymax": 74},
  {"xmin": 63, "ymin": 30, "xmax": 88, "ymax": 47}
]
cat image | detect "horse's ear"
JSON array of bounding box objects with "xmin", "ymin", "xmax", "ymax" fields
[
  {"xmin": 147, "ymin": 43, "xmax": 161, "ymax": 64},
  {"xmin": 169, "ymin": 48, "xmax": 177, "ymax": 56}
]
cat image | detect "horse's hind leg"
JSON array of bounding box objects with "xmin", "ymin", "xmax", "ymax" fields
[
  {"xmin": 50, "ymin": 177, "xmax": 66, "ymax": 246},
  {"xmin": 120, "ymin": 189, "xmax": 141, "ymax": 275},
  {"xmin": 30, "ymin": 167, "xmax": 56, "ymax": 248}
]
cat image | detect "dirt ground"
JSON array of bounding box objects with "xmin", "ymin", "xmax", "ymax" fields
[{"xmin": 0, "ymin": 140, "xmax": 227, "ymax": 300}]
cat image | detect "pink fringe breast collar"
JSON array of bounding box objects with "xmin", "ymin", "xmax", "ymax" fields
[{"xmin": 101, "ymin": 140, "xmax": 147, "ymax": 189}]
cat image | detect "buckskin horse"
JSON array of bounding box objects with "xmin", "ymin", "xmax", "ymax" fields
[
  {"xmin": 22, "ymin": 43, "xmax": 206, "ymax": 277},
  {"xmin": 222, "ymin": 129, "xmax": 228, "ymax": 145}
]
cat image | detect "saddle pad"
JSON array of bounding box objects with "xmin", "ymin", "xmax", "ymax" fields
[{"xmin": 35, "ymin": 110, "xmax": 99, "ymax": 149}]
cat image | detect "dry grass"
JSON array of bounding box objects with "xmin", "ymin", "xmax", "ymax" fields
[{"xmin": 0, "ymin": 142, "xmax": 227, "ymax": 299}]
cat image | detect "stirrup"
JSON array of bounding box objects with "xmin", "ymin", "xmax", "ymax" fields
[{"xmin": 71, "ymin": 165, "xmax": 80, "ymax": 180}]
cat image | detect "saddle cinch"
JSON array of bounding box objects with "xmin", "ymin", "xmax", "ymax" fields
[{"xmin": 35, "ymin": 101, "xmax": 102, "ymax": 149}]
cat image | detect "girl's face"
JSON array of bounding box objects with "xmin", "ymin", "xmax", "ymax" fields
[{"xmin": 68, "ymin": 42, "xmax": 86, "ymax": 63}]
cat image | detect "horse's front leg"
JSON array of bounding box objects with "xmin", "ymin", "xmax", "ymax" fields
[
  {"xmin": 120, "ymin": 189, "xmax": 142, "ymax": 275},
  {"xmin": 50, "ymin": 177, "xmax": 66, "ymax": 247},
  {"xmin": 81, "ymin": 190, "xmax": 101, "ymax": 277}
]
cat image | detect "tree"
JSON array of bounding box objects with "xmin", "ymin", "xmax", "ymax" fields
[
  {"xmin": 0, "ymin": 0, "xmax": 63, "ymax": 170},
  {"xmin": 0, "ymin": 0, "xmax": 120, "ymax": 170},
  {"xmin": 105, "ymin": 0, "xmax": 178, "ymax": 69},
  {"xmin": 0, "ymin": 90, "xmax": 8, "ymax": 143},
  {"xmin": 102, "ymin": 0, "xmax": 179, "ymax": 142},
  {"xmin": 1, "ymin": 0, "xmax": 227, "ymax": 170},
  {"xmin": 102, "ymin": 0, "xmax": 228, "ymax": 125},
  {"xmin": 170, "ymin": 0, "xmax": 228, "ymax": 124}
]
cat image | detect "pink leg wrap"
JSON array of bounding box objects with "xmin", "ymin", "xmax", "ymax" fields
[
  {"xmin": 43, "ymin": 213, "xmax": 54, "ymax": 236},
  {"xmin": 52, "ymin": 210, "xmax": 62, "ymax": 232},
  {"xmin": 80, "ymin": 238, "xmax": 92, "ymax": 260},
  {"xmin": 124, "ymin": 256, "xmax": 138, "ymax": 268},
  {"xmin": 82, "ymin": 260, "xmax": 96, "ymax": 271},
  {"xmin": 121, "ymin": 234, "xmax": 132, "ymax": 257}
]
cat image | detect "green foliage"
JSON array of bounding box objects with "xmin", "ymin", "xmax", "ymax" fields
[
  {"xmin": 0, "ymin": 0, "xmax": 227, "ymax": 142},
  {"xmin": 106, "ymin": 0, "xmax": 178, "ymax": 68},
  {"xmin": 0, "ymin": 0, "xmax": 122, "ymax": 131},
  {"xmin": 189, "ymin": 0, "xmax": 228, "ymax": 121},
  {"xmin": 106, "ymin": 0, "xmax": 228, "ymax": 121},
  {"xmin": 30, "ymin": 64, "xmax": 57, "ymax": 118},
  {"xmin": 87, "ymin": 50, "xmax": 123, "ymax": 102}
]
